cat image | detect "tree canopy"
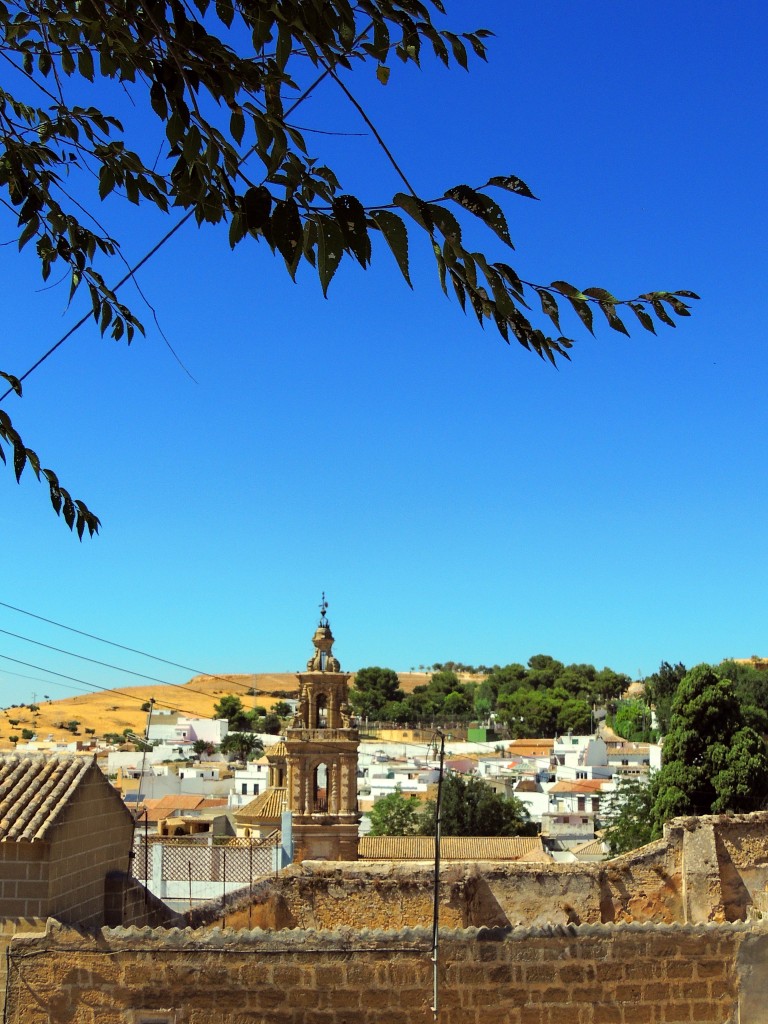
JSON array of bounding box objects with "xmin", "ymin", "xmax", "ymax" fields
[
  {"xmin": 649, "ymin": 663, "xmax": 768, "ymax": 836},
  {"xmin": 349, "ymin": 666, "xmax": 405, "ymax": 720},
  {"xmin": 0, "ymin": 0, "xmax": 698, "ymax": 534},
  {"xmin": 419, "ymin": 773, "xmax": 535, "ymax": 838},
  {"xmin": 368, "ymin": 786, "xmax": 421, "ymax": 836}
]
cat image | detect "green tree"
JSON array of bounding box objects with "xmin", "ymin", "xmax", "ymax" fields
[
  {"xmin": 272, "ymin": 701, "xmax": 293, "ymax": 719},
  {"xmin": 604, "ymin": 778, "xmax": 655, "ymax": 856},
  {"xmin": 643, "ymin": 661, "xmax": 687, "ymax": 736},
  {"xmin": 419, "ymin": 774, "xmax": 535, "ymax": 837},
  {"xmin": 0, "ymin": 2, "xmax": 697, "ymax": 535},
  {"xmin": 349, "ymin": 667, "xmax": 405, "ymax": 720},
  {"xmin": 219, "ymin": 731, "xmax": 263, "ymax": 762},
  {"xmin": 192, "ymin": 738, "xmax": 214, "ymax": 758},
  {"xmin": 496, "ymin": 687, "xmax": 558, "ymax": 738},
  {"xmin": 368, "ymin": 787, "xmax": 421, "ymax": 836},
  {"xmin": 213, "ymin": 694, "xmax": 251, "ymax": 731},
  {"xmin": 613, "ymin": 699, "xmax": 655, "ymax": 742},
  {"xmin": 650, "ymin": 664, "xmax": 768, "ymax": 837}
]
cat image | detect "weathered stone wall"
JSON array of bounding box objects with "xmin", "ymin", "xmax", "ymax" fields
[
  {"xmin": 0, "ymin": 918, "xmax": 46, "ymax": 999},
  {"xmin": 104, "ymin": 870, "xmax": 184, "ymax": 929},
  {"xmin": 203, "ymin": 813, "xmax": 768, "ymax": 933},
  {"xmin": 5, "ymin": 918, "xmax": 749, "ymax": 1024}
]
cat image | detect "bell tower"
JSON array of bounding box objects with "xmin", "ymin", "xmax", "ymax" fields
[{"xmin": 284, "ymin": 595, "xmax": 360, "ymax": 862}]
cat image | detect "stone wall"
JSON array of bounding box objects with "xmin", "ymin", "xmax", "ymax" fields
[
  {"xmin": 5, "ymin": 918, "xmax": 754, "ymax": 1024},
  {"xmin": 201, "ymin": 812, "xmax": 768, "ymax": 932}
]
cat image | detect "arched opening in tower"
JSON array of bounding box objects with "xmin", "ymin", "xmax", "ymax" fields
[
  {"xmin": 312, "ymin": 763, "xmax": 328, "ymax": 812},
  {"xmin": 316, "ymin": 694, "xmax": 328, "ymax": 728}
]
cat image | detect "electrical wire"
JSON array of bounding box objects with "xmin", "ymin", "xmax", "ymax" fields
[
  {"xmin": 0, "ymin": 625, "xmax": 251, "ymax": 703},
  {"xmin": 0, "ymin": 651, "xmax": 216, "ymax": 721},
  {"xmin": 0, "ymin": 599, "xmax": 260, "ymax": 692}
]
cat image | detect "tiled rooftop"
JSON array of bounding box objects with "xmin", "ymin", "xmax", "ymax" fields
[
  {"xmin": 0, "ymin": 753, "xmax": 92, "ymax": 842},
  {"xmin": 235, "ymin": 787, "xmax": 288, "ymax": 824},
  {"xmin": 358, "ymin": 835, "xmax": 547, "ymax": 861}
]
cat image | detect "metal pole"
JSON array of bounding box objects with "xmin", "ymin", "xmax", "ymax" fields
[
  {"xmin": 222, "ymin": 847, "xmax": 227, "ymax": 927},
  {"xmin": 249, "ymin": 838, "xmax": 254, "ymax": 928},
  {"xmin": 431, "ymin": 730, "xmax": 445, "ymax": 1021}
]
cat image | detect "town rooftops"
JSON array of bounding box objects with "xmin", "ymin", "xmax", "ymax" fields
[
  {"xmin": 0, "ymin": 753, "xmax": 92, "ymax": 842},
  {"xmin": 508, "ymin": 739, "xmax": 554, "ymax": 758},
  {"xmin": 548, "ymin": 779, "xmax": 608, "ymax": 795},
  {"xmin": 357, "ymin": 835, "xmax": 548, "ymax": 862},
  {"xmin": 138, "ymin": 795, "xmax": 227, "ymax": 823}
]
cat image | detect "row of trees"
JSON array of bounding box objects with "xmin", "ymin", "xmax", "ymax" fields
[
  {"xmin": 350, "ymin": 656, "xmax": 631, "ymax": 734},
  {"xmin": 212, "ymin": 694, "xmax": 290, "ymax": 735}
]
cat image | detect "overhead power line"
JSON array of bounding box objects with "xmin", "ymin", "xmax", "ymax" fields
[
  {"xmin": 0, "ymin": 626, "xmax": 241, "ymax": 704},
  {"xmin": 0, "ymin": 651, "xmax": 212, "ymax": 721},
  {"xmin": 0, "ymin": 599, "xmax": 273, "ymax": 700}
]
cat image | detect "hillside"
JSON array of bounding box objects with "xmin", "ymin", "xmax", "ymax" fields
[{"xmin": 0, "ymin": 670, "xmax": 432, "ymax": 748}]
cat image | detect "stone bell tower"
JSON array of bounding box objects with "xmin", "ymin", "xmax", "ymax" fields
[{"xmin": 284, "ymin": 595, "xmax": 360, "ymax": 862}]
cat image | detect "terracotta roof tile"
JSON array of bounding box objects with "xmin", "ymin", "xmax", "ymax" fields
[
  {"xmin": 357, "ymin": 835, "xmax": 545, "ymax": 861},
  {"xmin": 0, "ymin": 753, "xmax": 92, "ymax": 842},
  {"xmin": 234, "ymin": 787, "xmax": 288, "ymax": 824},
  {"xmin": 548, "ymin": 779, "xmax": 607, "ymax": 795}
]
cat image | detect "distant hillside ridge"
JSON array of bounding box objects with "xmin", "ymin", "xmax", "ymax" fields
[{"xmin": 0, "ymin": 670, "xmax": 433, "ymax": 748}]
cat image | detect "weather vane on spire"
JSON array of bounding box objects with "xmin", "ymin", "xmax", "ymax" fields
[{"xmin": 319, "ymin": 592, "xmax": 329, "ymax": 625}]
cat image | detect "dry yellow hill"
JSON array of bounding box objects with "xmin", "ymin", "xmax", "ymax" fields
[{"xmin": 0, "ymin": 671, "xmax": 433, "ymax": 748}]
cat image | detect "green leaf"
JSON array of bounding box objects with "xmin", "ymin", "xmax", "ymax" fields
[
  {"xmin": 242, "ymin": 186, "xmax": 271, "ymax": 231},
  {"xmin": 426, "ymin": 203, "xmax": 461, "ymax": 246},
  {"xmin": 332, "ymin": 194, "xmax": 371, "ymax": 267},
  {"xmin": 433, "ymin": 239, "xmax": 447, "ymax": 294},
  {"xmin": 229, "ymin": 106, "xmax": 245, "ymax": 144},
  {"xmin": 598, "ymin": 301, "xmax": 629, "ymax": 336},
  {"xmin": 628, "ymin": 302, "xmax": 656, "ymax": 334},
  {"xmin": 550, "ymin": 280, "xmax": 582, "ymax": 299},
  {"xmin": 537, "ymin": 289, "xmax": 561, "ymax": 333},
  {"xmin": 376, "ymin": 64, "xmax": 390, "ymax": 85},
  {"xmin": 0, "ymin": 372, "xmax": 22, "ymax": 396},
  {"xmin": 316, "ymin": 217, "xmax": 345, "ymax": 297},
  {"xmin": 651, "ymin": 299, "xmax": 676, "ymax": 328},
  {"xmin": 583, "ymin": 286, "xmax": 618, "ymax": 302},
  {"xmin": 215, "ymin": 0, "xmax": 234, "ymax": 27},
  {"xmin": 269, "ymin": 199, "xmax": 303, "ymax": 273},
  {"xmin": 62, "ymin": 490, "xmax": 75, "ymax": 530},
  {"xmin": 77, "ymin": 47, "xmax": 94, "ymax": 82},
  {"xmin": 445, "ymin": 185, "xmax": 512, "ymax": 247},
  {"xmin": 369, "ymin": 210, "xmax": 411, "ymax": 286},
  {"xmin": 12, "ymin": 438, "xmax": 25, "ymax": 481},
  {"xmin": 566, "ymin": 296, "xmax": 594, "ymax": 335},
  {"xmin": 485, "ymin": 174, "xmax": 538, "ymax": 199},
  {"xmin": 393, "ymin": 192, "xmax": 433, "ymax": 232}
]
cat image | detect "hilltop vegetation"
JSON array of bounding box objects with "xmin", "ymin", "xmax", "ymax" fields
[{"xmin": 350, "ymin": 655, "xmax": 630, "ymax": 733}]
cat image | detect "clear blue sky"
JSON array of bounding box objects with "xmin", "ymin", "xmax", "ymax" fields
[{"xmin": 1, "ymin": 2, "xmax": 766, "ymax": 705}]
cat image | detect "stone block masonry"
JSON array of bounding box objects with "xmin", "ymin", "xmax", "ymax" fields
[{"xmin": 5, "ymin": 918, "xmax": 753, "ymax": 1023}]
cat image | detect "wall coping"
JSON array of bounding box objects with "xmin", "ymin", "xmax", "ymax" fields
[{"xmin": 8, "ymin": 916, "xmax": 768, "ymax": 954}]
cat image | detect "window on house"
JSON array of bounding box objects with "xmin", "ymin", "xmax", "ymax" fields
[
  {"xmin": 591, "ymin": 798, "xmax": 600, "ymax": 812},
  {"xmin": 242, "ymin": 783, "xmax": 248, "ymax": 794},
  {"xmin": 577, "ymin": 797, "xmax": 585, "ymax": 811},
  {"xmin": 581, "ymin": 818, "xmax": 588, "ymax": 824}
]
